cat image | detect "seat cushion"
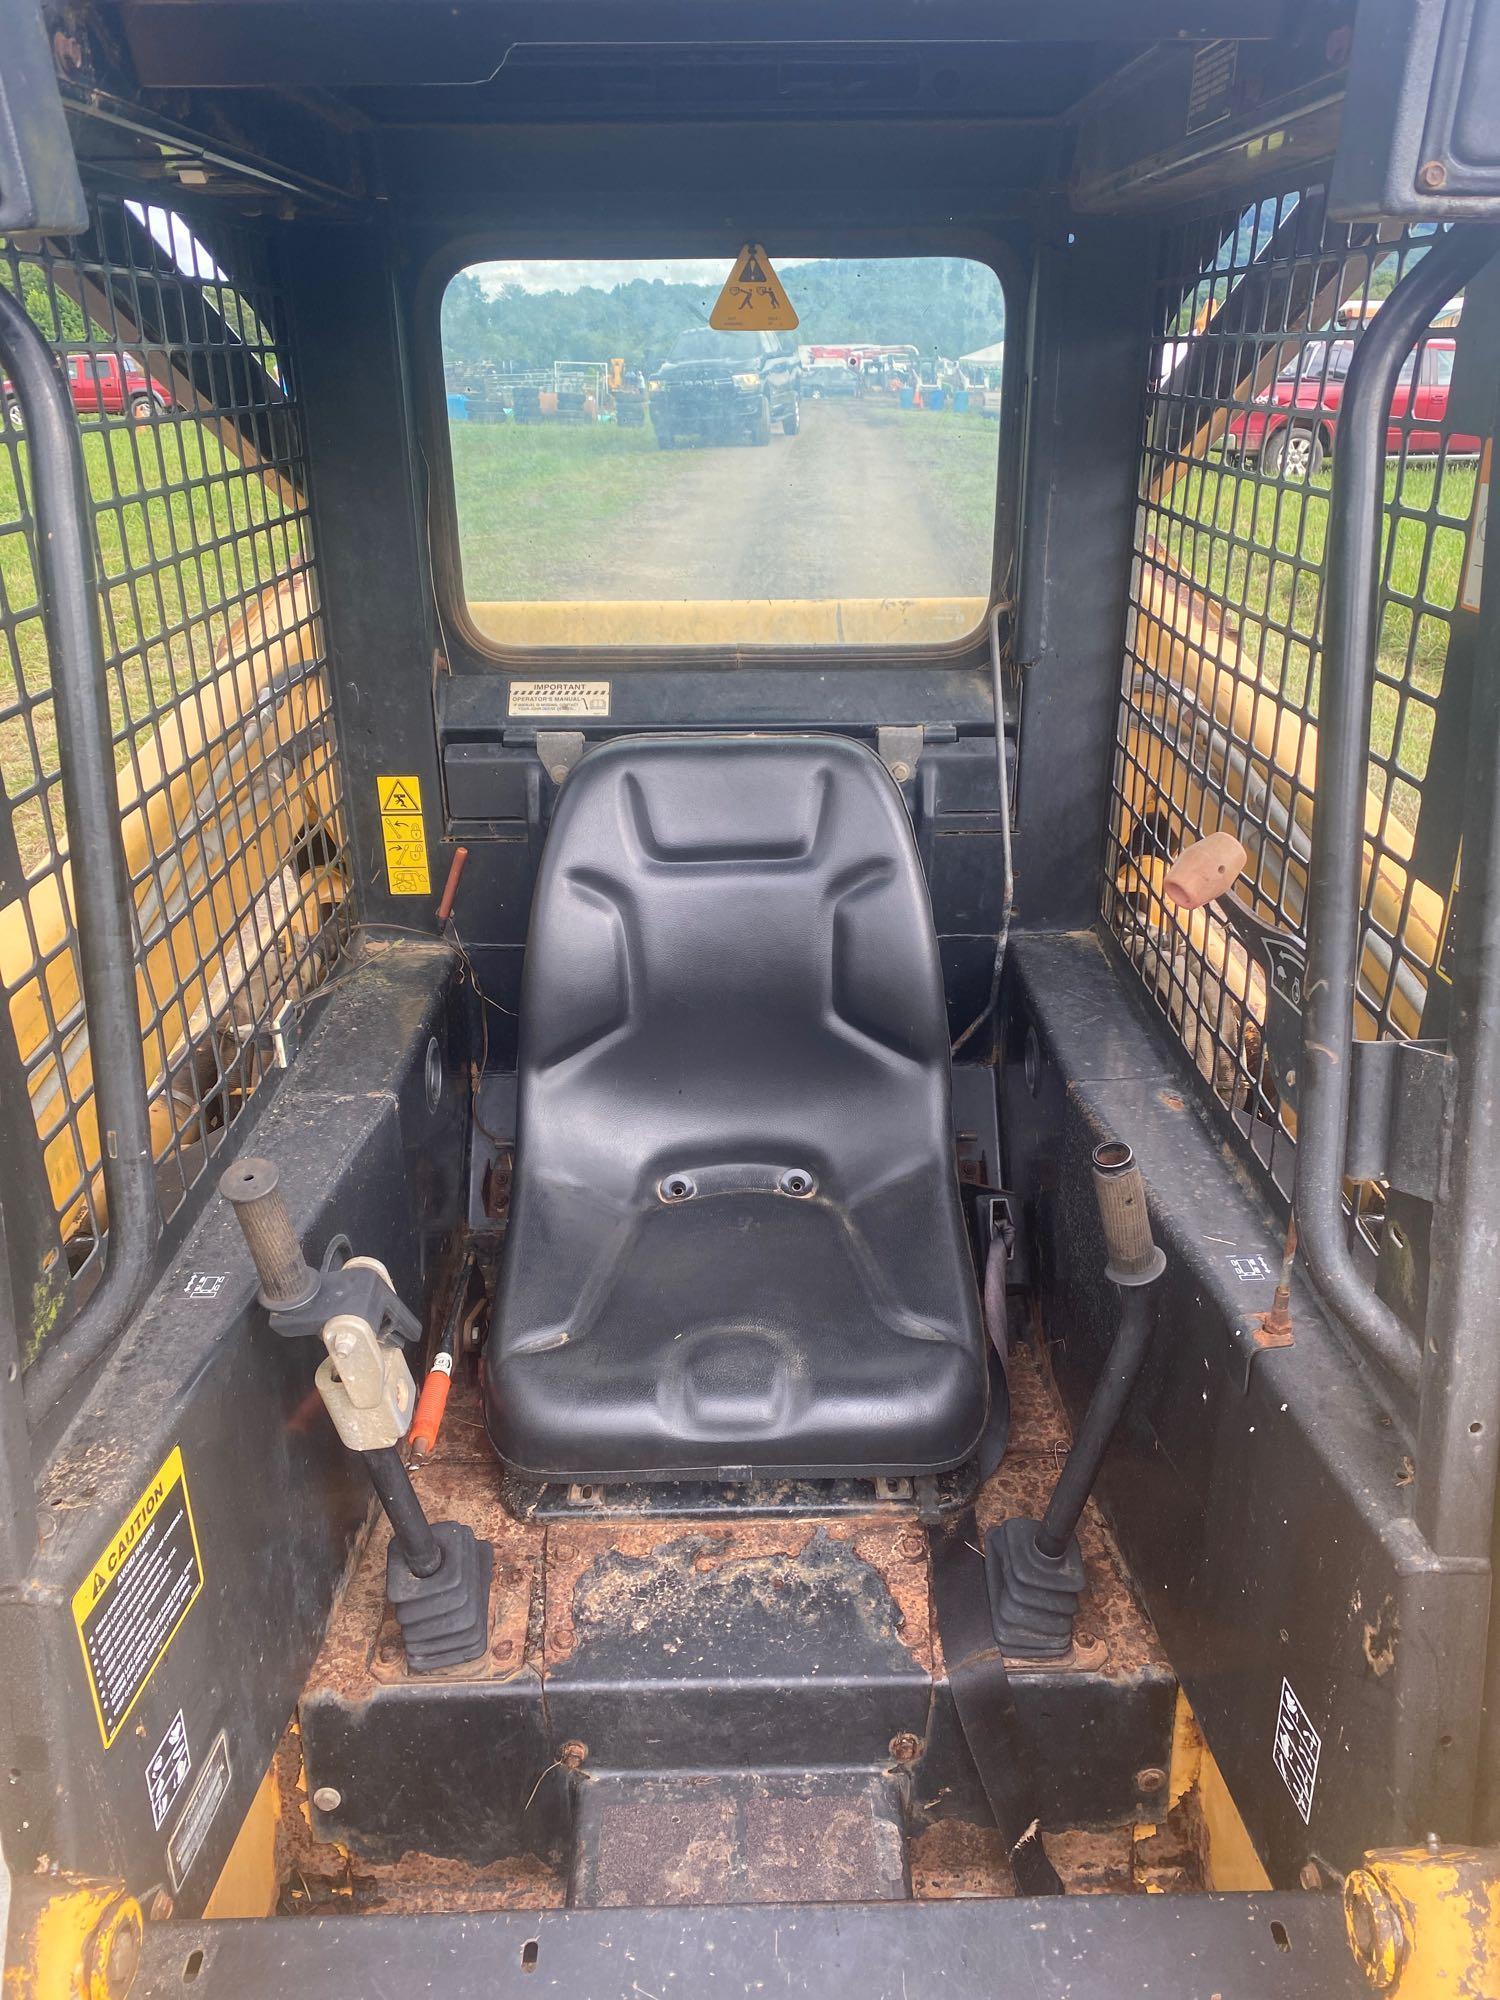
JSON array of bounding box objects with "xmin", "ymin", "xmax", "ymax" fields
[{"xmin": 483, "ymin": 732, "xmax": 987, "ymax": 1480}]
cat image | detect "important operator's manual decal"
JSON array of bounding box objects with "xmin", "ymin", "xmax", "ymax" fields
[{"xmin": 72, "ymin": 1447, "xmax": 205, "ymax": 1747}]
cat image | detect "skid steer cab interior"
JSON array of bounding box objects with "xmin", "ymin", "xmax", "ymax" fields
[{"xmin": 4, "ymin": 4, "xmax": 1500, "ymax": 1998}]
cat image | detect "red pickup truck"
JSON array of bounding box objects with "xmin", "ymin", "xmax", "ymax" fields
[
  {"xmin": 1223, "ymin": 334, "xmax": 1479, "ymax": 478},
  {"xmin": 5, "ymin": 349, "xmax": 172, "ymax": 430}
]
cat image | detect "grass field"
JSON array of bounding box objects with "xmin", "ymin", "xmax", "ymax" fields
[
  {"xmin": 859, "ymin": 402, "xmax": 1002, "ymax": 545},
  {"xmin": 1152, "ymin": 455, "xmax": 1478, "ymax": 823},
  {"xmin": 449, "ymin": 420, "xmax": 687, "ymax": 600},
  {"xmin": 1, "ymin": 416, "xmax": 305, "ymax": 870}
]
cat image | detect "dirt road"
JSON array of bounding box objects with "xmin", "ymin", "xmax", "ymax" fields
[{"xmin": 568, "ymin": 399, "xmax": 991, "ymax": 601}]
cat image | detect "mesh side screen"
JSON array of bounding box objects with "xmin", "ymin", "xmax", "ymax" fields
[
  {"xmin": 0, "ymin": 191, "xmax": 352, "ymax": 1296},
  {"xmin": 1103, "ymin": 191, "xmax": 1480, "ymax": 1217}
]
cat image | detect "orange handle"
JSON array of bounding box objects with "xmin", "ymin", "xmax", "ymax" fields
[
  {"xmin": 436, "ymin": 846, "xmax": 470, "ymax": 925},
  {"xmin": 408, "ymin": 1354, "xmax": 453, "ymax": 1462},
  {"xmin": 1163, "ymin": 831, "xmax": 1248, "ymax": 912}
]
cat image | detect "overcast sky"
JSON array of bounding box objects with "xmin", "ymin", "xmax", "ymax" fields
[{"xmin": 470, "ymin": 256, "xmax": 814, "ymax": 296}]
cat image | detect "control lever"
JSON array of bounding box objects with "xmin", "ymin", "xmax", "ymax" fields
[
  {"xmin": 986, "ymin": 1140, "xmax": 1166, "ymax": 1657},
  {"xmin": 220, "ymin": 1158, "xmax": 491, "ymax": 1673}
]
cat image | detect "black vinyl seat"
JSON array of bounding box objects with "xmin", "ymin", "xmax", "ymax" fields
[{"xmin": 483, "ymin": 733, "xmax": 988, "ymax": 1481}]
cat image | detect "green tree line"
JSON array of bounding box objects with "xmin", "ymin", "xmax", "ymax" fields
[{"xmin": 442, "ymin": 256, "xmax": 1005, "ymax": 374}]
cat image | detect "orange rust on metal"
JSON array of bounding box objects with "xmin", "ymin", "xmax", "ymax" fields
[
  {"xmin": 1253, "ymin": 1213, "xmax": 1298, "ymax": 1349},
  {"xmin": 272, "ymin": 1724, "xmax": 563, "ymax": 1916},
  {"xmin": 910, "ymin": 1821, "xmax": 1147, "ymax": 1900}
]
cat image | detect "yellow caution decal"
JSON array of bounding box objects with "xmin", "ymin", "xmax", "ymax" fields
[
  {"xmin": 377, "ymin": 773, "xmax": 431, "ymax": 896},
  {"xmin": 72, "ymin": 1446, "xmax": 205, "ymax": 1748},
  {"xmin": 709, "ymin": 244, "xmax": 799, "ymax": 332}
]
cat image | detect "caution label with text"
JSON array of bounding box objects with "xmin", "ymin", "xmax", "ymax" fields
[
  {"xmin": 377, "ymin": 773, "xmax": 431, "ymax": 896},
  {"xmin": 72, "ymin": 1446, "xmax": 205, "ymax": 1748}
]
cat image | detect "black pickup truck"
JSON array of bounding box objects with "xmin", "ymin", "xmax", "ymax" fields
[{"xmin": 648, "ymin": 327, "xmax": 800, "ymax": 448}]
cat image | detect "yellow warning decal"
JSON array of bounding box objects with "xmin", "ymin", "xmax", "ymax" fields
[
  {"xmin": 72, "ymin": 1445, "xmax": 205, "ymax": 1748},
  {"xmin": 377, "ymin": 773, "xmax": 431, "ymax": 897},
  {"xmin": 709, "ymin": 244, "xmax": 799, "ymax": 332}
]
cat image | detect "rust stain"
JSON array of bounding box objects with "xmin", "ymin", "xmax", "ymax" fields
[
  {"xmin": 910, "ymin": 1820, "xmax": 1144, "ymax": 1899},
  {"xmin": 1362, "ymin": 1595, "xmax": 1399, "ymax": 1678},
  {"xmin": 272, "ymin": 1723, "xmax": 562, "ymax": 1916}
]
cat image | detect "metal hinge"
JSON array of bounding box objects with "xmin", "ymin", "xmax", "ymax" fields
[
  {"xmin": 535, "ymin": 730, "xmax": 586, "ymax": 785},
  {"xmin": 1345, "ymin": 1039, "xmax": 1456, "ymax": 1203},
  {"xmin": 876, "ymin": 725, "xmax": 924, "ymax": 784}
]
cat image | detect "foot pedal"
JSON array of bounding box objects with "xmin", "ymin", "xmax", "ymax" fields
[
  {"xmin": 569, "ymin": 1771, "xmax": 909, "ymax": 1908},
  {"xmin": 386, "ymin": 1519, "xmax": 492, "ymax": 1672},
  {"xmin": 984, "ymin": 1516, "xmax": 1085, "ymax": 1659}
]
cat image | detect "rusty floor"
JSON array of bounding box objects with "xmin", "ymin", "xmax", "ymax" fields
[{"xmin": 283, "ymin": 1343, "xmax": 1189, "ymax": 1914}]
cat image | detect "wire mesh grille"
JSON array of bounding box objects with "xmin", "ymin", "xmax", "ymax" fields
[
  {"xmin": 1103, "ymin": 189, "xmax": 1481, "ymax": 1209},
  {"xmin": 0, "ymin": 190, "xmax": 352, "ymax": 1297}
]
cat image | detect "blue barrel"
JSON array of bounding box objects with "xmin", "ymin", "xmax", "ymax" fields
[
  {"xmin": 953, "ymin": 390, "xmax": 970, "ymax": 413},
  {"xmin": 899, "ymin": 386, "xmax": 915, "ymax": 408},
  {"xmin": 446, "ymin": 392, "xmax": 469, "ymax": 422}
]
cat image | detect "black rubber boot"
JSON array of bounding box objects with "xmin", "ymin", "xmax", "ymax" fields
[{"xmin": 386, "ymin": 1520, "xmax": 492, "ymax": 1672}]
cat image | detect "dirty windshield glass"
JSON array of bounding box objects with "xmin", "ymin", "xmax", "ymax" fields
[{"xmin": 440, "ymin": 256, "xmax": 1005, "ymax": 648}]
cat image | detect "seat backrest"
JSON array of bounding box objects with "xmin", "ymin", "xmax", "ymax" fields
[{"xmin": 518, "ymin": 732, "xmax": 955, "ymax": 1204}]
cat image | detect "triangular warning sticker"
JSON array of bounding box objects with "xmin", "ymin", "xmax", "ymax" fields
[
  {"xmin": 378, "ymin": 776, "xmax": 421, "ymax": 813},
  {"xmin": 709, "ymin": 244, "xmax": 799, "ymax": 332}
]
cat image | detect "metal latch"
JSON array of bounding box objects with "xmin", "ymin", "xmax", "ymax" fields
[{"xmin": 1344, "ymin": 1039, "xmax": 1455, "ymax": 1202}]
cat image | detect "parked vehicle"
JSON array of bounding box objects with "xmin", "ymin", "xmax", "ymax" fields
[
  {"xmin": 649, "ymin": 326, "xmax": 799, "ymax": 446},
  {"xmin": 4, "ymin": 346, "xmax": 170, "ymax": 429},
  {"xmin": 1224, "ymin": 334, "xmax": 1478, "ymax": 477}
]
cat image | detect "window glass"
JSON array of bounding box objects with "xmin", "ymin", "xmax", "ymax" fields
[{"xmin": 440, "ymin": 256, "xmax": 1005, "ymax": 649}]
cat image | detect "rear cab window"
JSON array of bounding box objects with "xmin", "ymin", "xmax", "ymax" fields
[{"xmin": 437, "ymin": 255, "xmax": 1007, "ymax": 652}]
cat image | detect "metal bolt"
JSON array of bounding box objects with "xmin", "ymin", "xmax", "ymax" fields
[
  {"xmin": 550, "ymin": 765, "xmax": 569, "ymax": 784},
  {"xmin": 1135, "ymin": 1765, "xmax": 1167, "ymax": 1795},
  {"xmin": 493, "ymin": 1637, "xmax": 516, "ymax": 1662},
  {"xmin": 889, "ymin": 1732, "xmax": 923, "ymax": 1764},
  {"xmin": 890, "ymin": 761, "xmax": 912, "ymax": 783},
  {"xmin": 148, "ymin": 1890, "xmax": 173, "ymax": 1923},
  {"xmin": 894, "ymin": 1528, "xmax": 927, "ymax": 1563},
  {"xmin": 1418, "ymin": 159, "xmax": 1448, "ymax": 191},
  {"xmin": 331, "ymin": 1327, "xmax": 357, "ymax": 1359},
  {"xmin": 560, "ymin": 1739, "xmax": 588, "ymax": 1769},
  {"xmin": 312, "ymin": 1785, "xmax": 342, "ymax": 1813},
  {"xmin": 1299, "ymin": 1859, "xmax": 1323, "ymax": 1890}
]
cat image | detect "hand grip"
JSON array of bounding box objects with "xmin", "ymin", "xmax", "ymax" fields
[
  {"xmin": 1091, "ymin": 1141, "xmax": 1165, "ymax": 1286},
  {"xmin": 219, "ymin": 1157, "xmax": 319, "ymax": 1308},
  {"xmin": 1162, "ymin": 831, "xmax": 1248, "ymax": 913}
]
